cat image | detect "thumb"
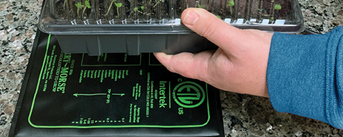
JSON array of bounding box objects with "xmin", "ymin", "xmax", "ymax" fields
[{"xmin": 181, "ymin": 8, "xmax": 247, "ymax": 57}]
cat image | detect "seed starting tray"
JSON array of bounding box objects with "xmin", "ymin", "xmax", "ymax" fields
[
  {"xmin": 9, "ymin": 31, "xmax": 224, "ymax": 137},
  {"xmin": 39, "ymin": 0, "xmax": 304, "ymax": 56}
]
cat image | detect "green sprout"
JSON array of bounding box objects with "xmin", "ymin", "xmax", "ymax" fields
[
  {"xmin": 114, "ymin": 2, "xmax": 123, "ymax": 18},
  {"xmin": 141, "ymin": 6, "xmax": 145, "ymax": 10},
  {"xmin": 105, "ymin": 0, "xmax": 116, "ymax": 16},
  {"xmin": 258, "ymin": 8, "xmax": 264, "ymax": 12},
  {"xmin": 75, "ymin": 2, "xmax": 84, "ymax": 18},
  {"xmin": 226, "ymin": 0, "xmax": 235, "ymax": 7},
  {"xmin": 216, "ymin": 15, "xmax": 221, "ymax": 19},
  {"xmin": 274, "ymin": 4, "xmax": 281, "ymax": 10},
  {"xmin": 226, "ymin": 0, "xmax": 234, "ymax": 14},
  {"xmin": 115, "ymin": 2, "xmax": 123, "ymax": 8},
  {"xmin": 153, "ymin": 0, "xmax": 162, "ymax": 8},
  {"xmin": 197, "ymin": 3, "xmax": 206, "ymax": 9},
  {"xmin": 134, "ymin": 6, "xmax": 143, "ymax": 14},
  {"xmin": 271, "ymin": 17, "xmax": 274, "ymax": 20},
  {"xmin": 105, "ymin": 0, "xmax": 122, "ymax": 17},
  {"xmin": 63, "ymin": 0, "xmax": 68, "ymax": 10},
  {"xmin": 82, "ymin": 0, "xmax": 91, "ymax": 15},
  {"xmin": 134, "ymin": 7, "xmax": 139, "ymax": 12}
]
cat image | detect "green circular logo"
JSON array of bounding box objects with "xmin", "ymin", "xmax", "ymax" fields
[{"xmin": 173, "ymin": 81, "xmax": 205, "ymax": 108}]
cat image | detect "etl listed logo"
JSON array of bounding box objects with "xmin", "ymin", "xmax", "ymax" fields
[{"xmin": 172, "ymin": 81, "xmax": 205, "ymax": 108}]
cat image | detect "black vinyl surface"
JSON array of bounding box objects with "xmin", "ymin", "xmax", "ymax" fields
[{"xmin": 9, "ymin": 31, "xmax": 224, "ymax": 137}]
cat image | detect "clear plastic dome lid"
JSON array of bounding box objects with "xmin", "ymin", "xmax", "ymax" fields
[{"xmin": 39, "ymin": 0, "xmax": 304, "ymax": 35}]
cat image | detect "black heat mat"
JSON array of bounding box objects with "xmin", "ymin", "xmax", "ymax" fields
[{"xmin": 9, "ymin": 31, "xmax": 224, "ymax": 137}]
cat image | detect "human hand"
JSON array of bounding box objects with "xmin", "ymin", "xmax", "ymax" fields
[{"xmin": 154, "ymin": 8, "xmax": 273, "ymax": 97}]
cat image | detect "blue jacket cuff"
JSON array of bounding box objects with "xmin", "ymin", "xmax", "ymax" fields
[
  {"xmin": 267, "ymin": 27, "xmax": 343, "ymax": 129},
  {"xmin": 267, "ymin": 32, "xmax": 329, "ymax": 123}
]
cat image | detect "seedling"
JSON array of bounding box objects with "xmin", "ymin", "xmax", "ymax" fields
[
  {"xmin": 270, "ymin": 4, "xmax": 282, "ymax": 20},
  {"xmin": 114, "ymin": 2, "xmax": 123, "ymax": 18},
  {"xmin": 153, "ymin": 0, "xmax": 162, "ymax": 8},
  {"xmin": 274, "ymin": 4, "xmax": 281, "ymax": 10},
  {"xmin": 75, "ymin": 2, "xmax": 84, "ymax": 18},
  {"xmin": 63, "ymin": 0, "xmax": 68, "ymax": 10},
  {"xmin": 134, "ymin": 7, "xmax": 143, "ymax": 14},
  {"xmin": 216, "ymin": 15, "xmax": 221, "ymax": 19},
  {"xmin": 197, "ymin": 3, "xmax": 206, "ymax": 8},
  {"xmin": 104, "ymin": 0, "xmax": 123, "ymax": 17},
  {"xmin": 195, "ymin": 1, "xmax": 206, "ymax": 9},
  {"xmin": 83, "ymin": 0, "xmax": 91, "ymax": 15},
  {"xmin": 134, "ymin": 7, "xmax": 139, "ymax": 12},
  {"xmin": 257, "ymin": 8, "xmax": 264, "ymax": 12},
  {"xmin": 226, "ymin": 0, "xmax": 234, "ymax": 14}
]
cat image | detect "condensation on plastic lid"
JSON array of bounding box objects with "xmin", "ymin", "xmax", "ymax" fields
[{"xmin": 274, "ymin": 20, "xmax": 286, "ymax": 25}]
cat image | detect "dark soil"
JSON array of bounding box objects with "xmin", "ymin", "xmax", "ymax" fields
[
  {"xmin": 52, "ymin": 0, "xmax": 294, "ymax": 24},
  {"xmin": 261, "ymin": 0, "xmax": 292, "ymax": 20},
  {"xmin": 212, "ymin": 0, "xmax": 292, "ymax": 22}
]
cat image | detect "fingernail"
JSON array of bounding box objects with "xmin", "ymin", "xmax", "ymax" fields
[{"xmin": 183, "ymin": 10, "xmax": 199, "ymax": 26}]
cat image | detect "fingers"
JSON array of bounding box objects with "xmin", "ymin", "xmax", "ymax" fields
[
  {"xmin": 154, "ymin": 51, "xmax": 214, "ymax": 81},
  {"xmin": 181, "ymin": 8, "xmax": 247, "ymax": 57}
]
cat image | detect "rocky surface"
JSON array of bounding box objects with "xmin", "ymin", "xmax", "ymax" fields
[
  {"xmin": 1, "ymin": 0, "xmax": 343, "ymax": 136},
  {"xmin": 0, "ymin": 0, "xmax": 43, "ymax": 136},
  {"xmin": 299, "ymin": 0, "xmax": 343, "ymax": 33}
]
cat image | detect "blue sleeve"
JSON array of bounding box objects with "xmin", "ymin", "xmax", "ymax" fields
[{"xmin": 267, "ymin": 27, "xmax": 343, "ymax": 129}]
